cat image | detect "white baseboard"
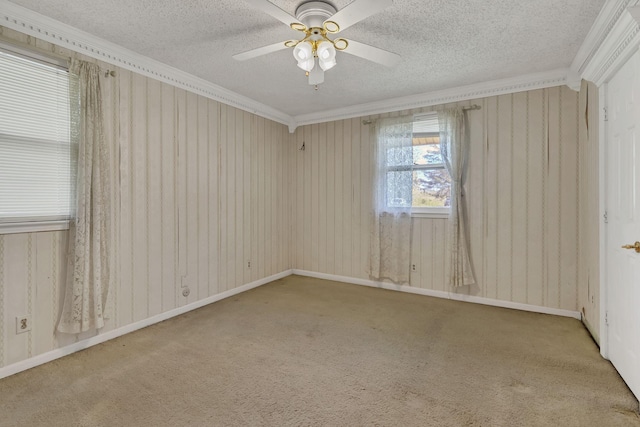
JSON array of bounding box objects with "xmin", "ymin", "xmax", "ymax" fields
[
  {"xmin": 292, "ymin": 269, "xmax": 582, "ymax": 320},
  {"xmin": 0, "ymin": 270, "xmax": 293, "ymax": 380}
]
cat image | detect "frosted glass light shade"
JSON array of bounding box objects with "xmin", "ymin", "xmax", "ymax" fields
[
  {"xmin": 319, "ymin": 58, "xmax": 336, "ymax": 71},
  {"xmin": 297, "ymin": 58, "xmax": 315, "ymax": 72},
  {"xmin": 317, "ymin": 42, "xmax": 337, "ymax": 71},
  {"xmin": 293, "ymin": 43, "xmax": 312, "ymax": 61},
  {"xmin": 293, "ymin": 42, "xmax": 315, "ymax": 71}
]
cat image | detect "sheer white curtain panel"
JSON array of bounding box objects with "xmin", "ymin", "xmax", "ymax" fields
[
  {"xmin": 57, "ymin": 59, "xmax": 112, "ymax": 333},
  {"xmin": 369, "ymin": 116, "xmax": 413, "ymax": 284},
  {"xmin": 438, "ymin": 108, "xmax": 475, "ymax": 287}
]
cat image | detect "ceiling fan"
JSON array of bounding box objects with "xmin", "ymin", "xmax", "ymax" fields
[{"xmin": 233, "ymin": 0, "xmax": 401, "ymax": 87}]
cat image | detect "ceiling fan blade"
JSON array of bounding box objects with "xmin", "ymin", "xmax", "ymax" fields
[
  {"xmin": 342, "ymin": 40, "xmax": 400, "ymax": 67},
  {"xmin": 326, "ymin": 0, "xmax": 392, "ymax": 33},
  {"xmin": 243, "ymin": 0, "xmax": 301, "ymax": 27},
  {"xmin": 232, "ymin": 41, "xmax": 289, "ymax": 61}
]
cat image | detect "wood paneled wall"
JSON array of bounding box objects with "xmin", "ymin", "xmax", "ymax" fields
[
  {"xmin": 578, "ymin": 81, "xmax": 600, "ymax": 342},
  {"xmin": 0, "ymin": 26, "xmax": 292, "ymax": 369},
  {"xmin": 292, "ymin": 87, "xmax": 587, "ymax": 314}
]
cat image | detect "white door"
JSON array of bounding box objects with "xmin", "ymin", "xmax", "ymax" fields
[{"xmin": 606, "ymin": 49, "xmax": 640, "ymax": 400}]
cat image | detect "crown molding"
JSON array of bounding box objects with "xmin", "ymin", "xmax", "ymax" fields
[
  {"xmin": 293, "ymin": 68, "xmax": 577, "ymax": 128},
  {"xmin": 572, "ymin": 0, "xmax": 640, "ymax": 86},
  {"xmin": 0, "ymin": 0, "xmax": 295, "ymax": 129}
]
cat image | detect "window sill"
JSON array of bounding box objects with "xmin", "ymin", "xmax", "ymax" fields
[
  {"xmin": 411, "ymin": 207, "xmax": 450, "ymax": 219},
  {"xmin": 411, "ymin": 212, "xmax": 449, "ymax": 219},
  {"xmin": 0, "ymin": 220, "xmax": 70, "ymax": 235}
]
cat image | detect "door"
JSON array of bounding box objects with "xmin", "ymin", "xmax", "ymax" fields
[{"xmin": 606, "ymin": 49, "xmax": 640, "ymax": 400}]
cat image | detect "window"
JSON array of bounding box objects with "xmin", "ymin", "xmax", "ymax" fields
[
  {"xmin": 384, "ymin": 113, "xmax": 451, "ymax": 217},
  {"xmin": 0, "ymin": 45, "xmax": 73, "ymax": 233},
  {"xmin": 411, "ymin": 114, "xmax": 451, "ymax": 216}
]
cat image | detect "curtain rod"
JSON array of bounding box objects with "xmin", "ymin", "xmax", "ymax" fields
[{"xmin": 361, "ymin": 104, "xmax": 482, "ymax": 125}]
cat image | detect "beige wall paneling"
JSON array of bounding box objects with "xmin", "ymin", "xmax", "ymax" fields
[
  {"xmin": 257, "ymin": 117, "xmax": 266, "ymax": 279},
  {"xmin": 175, "ymin": 88, "xmax": 188, "ymax": 304},
  {"xmin": 302, "ymin": 125, "xmax": 312, "ymax": 272},
  {"xmin": 318, "ymin": 123, "xmax": 328, "ymax": 274},
  {"xmin": 333, "ymin": 121, "xmax": 344, "ymax": 277},
  {"xmin": 147, "ymin": 78, "xmax": 163, "ymax": 317},
  {"xmin": 226, "ymin": 105, "xmax": 236, "ymax": 291},
  {"xmin": 326, "ymin": 121, "xmax": 336, "ymax": 274},
  {"xmin": 264, "ymin": 119, "xmax": 273, "ymax": 278},
  {"xmin": 547, "ymin": 88, "xmax": 562, "ymax": 309},
  {"xmin": 218, "ymin": 104, "xmax": 228, "ymax": 291},
  {"xmin": 33, "ymin": 233, "xmax": 54, "ymax": 357},
  {"xmin": 208, "ymin": 100, "xmax": 220, "ymax": 296},
  {"xmin": 310, "ymin": 124, "xmax": 320, "ymax": 273},
  {"xmin": 269, "ymin": 121, "xmax": 277, "ymax": 277},
  {"xmin": 161, "ymin": 83, "xmax": 178, "ymax": 312},
  {"xmin": 250, "ymin": 116, "xmax": 259, "ymax": 283},
  {"xmin": 483, "ymin": 96, "xmax": 500, "ymax": 300},
  {"xmin": 342, "ymin": 120, "xmax": 353, "ymax": 277},
  {"xmin": 234, "ymin": 108, "xmax": 243, "ymax": 289},
  {"xmin": 360, "ymin": 119, "xmax": 372, "ymax": 280},
  {"xmin": 291, "ymin": 87, "xmax": 584, "ymax": 314},
  {"xmin": 132, "ymin": 72, "xmax": 150, "ymax": 320},
  {"xmin": 527, "ymin": 90, "xmax": 546, "ymax": 307},
  {"xmin": 273, "ymin": 123, "xmax": 284, "ymax": 274},
  {"xmin": 242, "ymin": 111, "xmax": 251, "ymax": 286},
  {"xmin": 562, "ymin": 91, "xmax": 580, "ymax": 311},
  {"xmin": 4, "ymin": 235, "xmax": 29, "ymax": 365},
  {"xmin": 578, "ymin": 81, "xmax": 600, "ymax": 342},
  {"xmin": 511, "ymin": 92, "xmax": 529, "ymax": 305},
  {"xmin": 185, "ymin": 91, "xmax": 199, "ymax": 300},
  {"xmin": 351, "ymin": 118, "xmax": 363, "ymax": 278},
  {"xmin": 0, "ymin": 25, "xmax": 293, "ymax": 373},
  {"xmin": 118, "ymin": 69, "xmax": 134, "ymax": 327},
  {"xmin": 496, "ymin": 94, "xmax": 515, "ymax": 303}
]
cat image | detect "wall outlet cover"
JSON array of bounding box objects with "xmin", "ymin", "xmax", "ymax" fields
[{"xmin": 16, "ymin": 316, "xmax": 31, "ymax": 334}]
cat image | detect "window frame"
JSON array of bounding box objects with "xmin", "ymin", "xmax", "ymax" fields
[
  {"xmin": 407, "ymin": 113, "xmax": 451, "ymax": 218},
  {"xmin": 0, "ymin": 42, "xmax": 73, "ymax": 235}
]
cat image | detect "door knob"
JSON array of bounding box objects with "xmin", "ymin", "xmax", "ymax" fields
[{"xmin": 621, "ymin": 241, "xmax": 640, "ymax": 253}]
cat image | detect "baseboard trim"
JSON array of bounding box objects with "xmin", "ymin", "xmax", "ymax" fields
[
  {"xmin": 292, "ymin": 270, "xmax": 582, "ymax": 320},
  {"xmin": 0, "ymin": 270, "xmax": 293, "ymax": 380}
]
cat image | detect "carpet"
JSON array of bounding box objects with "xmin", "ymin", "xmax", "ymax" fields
[{"xmin": 0, "ymin": 275, "xmax": 638, "ymax": 426}]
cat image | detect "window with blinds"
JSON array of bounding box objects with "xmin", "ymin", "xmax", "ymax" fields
[{"xmin": 0, "ymin": 47, "xmax": 74, "ymax": 232}]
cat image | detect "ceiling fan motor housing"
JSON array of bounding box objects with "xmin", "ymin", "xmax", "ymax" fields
[{"xmin": 295, "ymin": 1, "xmax": 337, "ymax": 30}]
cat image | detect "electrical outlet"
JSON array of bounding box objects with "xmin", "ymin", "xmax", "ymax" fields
[
  {"xmin": 411, "ymin": 264, "xmax": 417, "ymax": 272},
  {"xmin": 182, "ymin": 287, "xmax": 190, "ymax": 297},
  {"xmin": 247, "ymin": 260, "xmax": 251, "ymax": 269},
  {"xmin": 16, "ymin": 316, "xmax": 31, "ymax": 334}
]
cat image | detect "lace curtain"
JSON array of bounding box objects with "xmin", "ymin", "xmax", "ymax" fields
[
  {"xmin": 438, "ymin": 108, "xmax": 475, "ymax": 287},
  {"xmin": 369, "ymin": 116, "xmax": 413, "ymax": 284},
  {"xmin": 57, "ymin": 59, "xmax": 111, "ymax": 333}
]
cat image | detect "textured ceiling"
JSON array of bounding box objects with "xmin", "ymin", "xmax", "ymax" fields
[{"xmin": 8, "ymin": 0, "xmax": 605, "ymax": 117}]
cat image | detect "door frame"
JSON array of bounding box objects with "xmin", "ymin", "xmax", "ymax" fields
[{"xmin": 599, "ymin": 83, "xmax": 608, "ymax": 359}]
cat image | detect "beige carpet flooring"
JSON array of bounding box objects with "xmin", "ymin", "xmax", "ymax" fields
[{"xmin": 0, "ymin": 275, "xmax": 638, "ymax": 426}]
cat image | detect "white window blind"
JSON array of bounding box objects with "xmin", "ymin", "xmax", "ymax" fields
[{"xmin": 0, "ymin": 48, "xmax": 74, "ymax": 228}]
